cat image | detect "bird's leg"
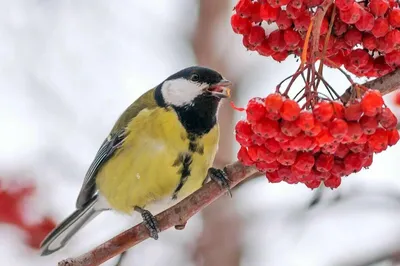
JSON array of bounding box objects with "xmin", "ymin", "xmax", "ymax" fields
[
  {"xmin": 134, "ymin": 206, "xmax": 160, "ymax": 240},
  {"xmin": 206, "ymin": 167, "xmax": 232, "ymax": 197}
]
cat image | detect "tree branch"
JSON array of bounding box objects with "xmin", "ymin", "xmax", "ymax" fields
[
  {"xmin": 341, "ymin": 68, "xmax": 400, "ymax": 102},
  {"xmin": 58, "ymin": 58, "xmax": 400, "ymax": 266},
  {"xmin": 58, "ymin": 162, "xmax": 258, "ymax": 266}
]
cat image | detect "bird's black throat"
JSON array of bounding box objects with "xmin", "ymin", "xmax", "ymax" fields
[
  {"xmin": 154, "ymin": 86, "xmax": 220, "ymax": 136},
  {"xmin": 173, "ymin": 94, "xmax": 220, "ymax": 136}
]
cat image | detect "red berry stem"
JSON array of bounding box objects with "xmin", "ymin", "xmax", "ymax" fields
[
  {"xmin": 316, "ymin": 5, "xmax": 337, "ymax": 89},
  {"xmin": 282, "ymin": 65, "xmax": 311, "ymax": 95}
]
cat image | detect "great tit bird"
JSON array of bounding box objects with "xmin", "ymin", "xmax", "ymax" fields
[{"xmin": 40, "ymin": 66, "xmax": 232, "ymax": 256}]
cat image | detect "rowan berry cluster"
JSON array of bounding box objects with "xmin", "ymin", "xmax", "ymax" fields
[
  {"xmin": 231, "ymin": 0, "xmax": 400, "ymax": 77},
  {"xmin": 235, "ymin": 90, "xmax": 399, "ymax": 189}
]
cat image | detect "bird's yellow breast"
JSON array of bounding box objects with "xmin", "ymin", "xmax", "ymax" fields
[{"xmin": 96, "ymin": 107, "xmax": 219, "ymax": 213}]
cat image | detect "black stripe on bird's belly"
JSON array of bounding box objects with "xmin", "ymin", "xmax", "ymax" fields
[{"xmin": 172, "ymin": 152, "xmax": 193, "ymax": 200}]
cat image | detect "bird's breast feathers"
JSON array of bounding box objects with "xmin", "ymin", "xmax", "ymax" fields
[{"xmin": 95, "ymin": 106, "xmax": 220, "ymax": 213}]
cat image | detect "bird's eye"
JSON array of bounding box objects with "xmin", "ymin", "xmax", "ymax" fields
[{"xmin": 190, "ymin": 73, "xmax": 200, "ymax": 82}]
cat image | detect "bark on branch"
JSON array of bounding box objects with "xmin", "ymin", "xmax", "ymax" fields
[{"xmin": 58, "ymin": 67, "xmax": 400, "ymax": 266}]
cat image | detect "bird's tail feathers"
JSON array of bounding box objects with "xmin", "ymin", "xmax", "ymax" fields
[{"xmin": 40, "ymin": 195, "xmax": 101, "ymax": 256}]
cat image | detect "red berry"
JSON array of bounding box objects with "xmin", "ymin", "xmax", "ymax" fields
[
  {"xmin": 355, "ymin": 10, "xmax": 375, "ymax": 32},
  {"xmin": 260, "ymin": 2, "xmax": 280, "ymax": 22},
  {"xmin": 305, "ymin": 121, "xmax": 322, "ymax": 137},
  {"xmin": 247, "ymin": 145, "xmax": 261, "ymax": 162},
  {"xmin": 347, "ymin": 49, "xmax": 370, "ymax": 69},
  {"xmin": 294, "ymin": 13, "xmax": 312, "ymax": 32},
  {"xmin": 268, "ymin": 30, "xmax": 287, "ymax": 52},
  {"xmin": 335, "ymin": 0, "xmax": 354, "ymax": 11},
  {"xmin": 339, "ymin": 3, "xmax": 362, "ymax": 24},
  {"xmin": 237, "ymin": 147, "xmax": 253, "ymax": 166},
  {"xmin": 246, "ymin": 97, "xmax": 266, "ymax": 123},
  {"xmin": 279, "ymin": 139, "xmax": 296, "ymax": 151},
  {"xmin": 344, "ymin": 152, "xmax": 363, "ymax": 172},
  {"xmin": 294, "ymin": 152, "xmax": 315, "ymax": 172},
  {"xmin": 385, "ymin": 51, "xmax": 400, "ymax": 68},
  {"xmin": 334, "ymin": 19, "xmax": 348, "ymax": 36},
  {"xmin": 385, "ymin": 30, "xmax": 400, "ymax": 51},
  {"xmin": 289, "ymin": 0, "xmax": 303, "ymax": 9},
  {"xmin": 332, "ymin": 102, "xmax": 345, "ymax": 119},
  {"xmin": 313, "ymin": 101, "xmax": 334, "ymax": 122},
  {"xmin": 359, "ymin": 115, "xmax": 378, "ymax": 135},
  {"xmin": 235, "ymin": 120, "xmax": 253, "ymax": 139},
  {"xmin": 277, "ymin": 10, "xmax": 293, "ymax": 30},
  {"xmin": 290, "ymin": 133, "xmax": 316, "ymax": 151},
  {"xmin": 354, "ymin": 133, "xmax": 368, "ymax": 144},
  {"xmin": 315, "ymin": 154, "xmax": 334, "ymax": 172},
  {"xmin": 389, "ymin": 9, "xmax": 400, "ymax": 28},
  {"xmin": 231, "ymin": 14, "xmax": 252, "ymax": 35},
  {"xmin": 336, "ymin": 143, "xmax": 350, "ymax": 158},
  {"xmin": 242, "ymin": 35, "xmax": 256, "ymax": 51},
  {"xmin": 236, "ymin": 134, "xmax": 253, "ymax": 146},
  {"xmin": 344, "ymin": 102, "xmax": 362, "ymax": 121},
  {"xmin": 286, "ymin": 2, "xmax": 305, "ymax": 19},
  {"xmin": 376, "ymin": 36, "xmax": 394, "ymax": 54},
  {"xmin": 347, "ymin": 142, "xmax": 365, "ymax": 153},
  {"xmin": 252, "ymin": 133, "xmax": 267, "ymax": 146},
  {"xmin": 280, "ymin": 99, "xmax": 301, "ymax": 121},
  {"xmin": 277, "ymin": 166, "xmax": 294, "ymax": 180},
  {"xmin": 378, "ymin": 108, "xmax": 398, "ymax": 129},
  {"xmin": 394, "ymin": 91, "xmax": 400, "ymax": 106},
  {"xmin": 371, "ymin": 18, "xmax": 389, "ymax": 38},
  {"xmin": 296, "ymin": 111, "xmax": 315, "ymax": 131},
  {"xmin": 368, "ymin": 128, "xmax": 389, "ymax": 153},
  {"xmin": 320, "ymin": 18, "xmax": 329, "ymax": 35},
  {"xmin": 250, "ymin": 2, "xmax": 262, "ymax": 23},
  {"xmin": 304, "ymin": 0, "xmax": 323, "ymax": 7},
  {"xmin": 235, "ymin": 0, "xmax": 253, "ymax": 17},
  {"xmin": 346, "ymin": 122, "xmax": 363, "ymax": 141},
  {"xmin": 277, "ymin": 150, "xmax": 297, "ymax": 166},
  {"xmin": 275, "ymin": 131, "xmax": 292, "ymax": 143},
  {"xmin": 259, "ymin": 161, "xmax": 280, "ymax": 172},
  {"xmin": 265, "ymin": 171, "xmax": 283, "ymax": 182},
  {"xmin": 388, "ymin": 128, "xmax": 400, "ymax": 146},
  {"xmin": 316, "ymin": 128, "xmax": 335, "ymax": 146},
  {"xmin": 362, "ymin": 34, "xmax": 377, "ymax": 50},
  {"xmin": 284, "ymin": 29, "xmax": 301, "ymax": 49},
  {"xmin": 344, "ymin": 28, "xmax": 362, "ymax": 47},
  {"xmin": 271, "ymin": 50, "xmax": 289, "ymax": 62},
  {"xmin": 248, "ymin": 26, "xmax": 266, "ymax": 46},
  {"xmin": 281, "ymin": 120, "xmax": 302, "ymax": 136},
  {"xmin": 257, "ymin": 146, "xmax": 277, "ymax": 163},
  {"xmin": 252, "ymin": 118, "xmax": 280, "ymax": 138},
  {"xmin": 265, "ymin": 138, "xmax": 282, "ymax": 153},
  {"xmin": 305, "ymin": 180, "xmax": 321, "ymax": 189},
  {"xmin": 329, "ymin": 118, "xmax": 349, "ymax": 139},
  {"xmin": 332, "ymin": 160, "xmax": 346, "ymax": 176},
  {"xmin": 256, "ymin": 39, "xmax": 275, "ymax": 57},
  {"xmin": 369, "ymin": 0, "xmax": 389, "ymax": 17},
  {"xmin": 361, "ymin": 90, "xmax": 384, "ymax": 117},
  {"xmin": 268, "ymin": 0, "xmax": 291, "ymax": 8},
  {"xmin": 324, "ymin": 175, "xmax": 342, "ymax": 189}
]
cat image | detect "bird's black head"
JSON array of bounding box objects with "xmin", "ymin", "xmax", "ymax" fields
[
  {"xmin": 156, "ymin": 66, "xmax": 231, "ymax": 107},
  {"xmin": 154, "ymin": 66, "xmax": 232, "ymax": 136}
]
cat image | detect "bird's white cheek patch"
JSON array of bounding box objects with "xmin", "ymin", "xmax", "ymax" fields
[{"xmin": 162, "ymin": 79, "xmax": 204, "ymax": 106}]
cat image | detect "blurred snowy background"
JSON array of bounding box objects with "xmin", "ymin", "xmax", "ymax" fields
[{"xmin": 1, "ymin": 0, "xmax": 400, "ymax": 265}]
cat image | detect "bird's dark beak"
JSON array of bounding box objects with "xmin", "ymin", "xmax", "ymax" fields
[{"xmin": 207, "ymin": 79, "xmax": 232, "ymax": 98}]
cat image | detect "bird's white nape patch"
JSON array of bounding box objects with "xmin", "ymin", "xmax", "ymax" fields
[{"xmin": 161, "ymin": 78, "xmax": 207, "ymax": 106}]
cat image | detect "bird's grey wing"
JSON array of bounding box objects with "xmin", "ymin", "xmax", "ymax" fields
[{"xmin": 75, "ymin": 129, "xmax": 125, "ymax": 209}]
